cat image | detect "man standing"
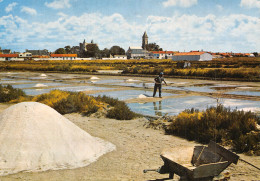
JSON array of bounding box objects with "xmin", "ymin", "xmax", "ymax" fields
[{"xmin": 153, "ymin": 72, "xmax": 167, "ymax": 98}]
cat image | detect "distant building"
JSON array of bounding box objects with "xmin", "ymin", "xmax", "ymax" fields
[
  {"xmin": 152, "ymin": 51, "xmax": 176, "ymax": 59},
  {"xmin": 0, "ymin": 49, "xmax": 11, "ymax": 54},
  {"xmin": 113, "ymin": 55, "xmax": 127, "ymax": 59},
  {"xmin": 19, "ymin": 52, "xmax": 32, "ymax": 58},
  {"xmin": 0, "ymin": 54, "xmax": 22, "ymax": 61},
  {"xmin": 142, "ymin": 31, "xmax": 148, "ymax": 50},
  {"xmin": 79, "ymin": 39, "xmax": 97, "ymax": 55},
  {"xmin": 172, "ymin": 52, "xmax": 212, "ymax": 61},
  {"xmin": 26, "ymin": 49, "xmax": 49, "ymax": 56},
  {"xmin": 50, "ymin": 54, "xmax": 77, "ymax": 60},
  {"xmin": 126, "ymin": 47, "xmax": 149, "ymax": 59}
]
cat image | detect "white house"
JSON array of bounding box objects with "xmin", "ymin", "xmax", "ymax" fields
[
  {"xmin": 152, "ymin": 51, "xmax": 175, "ymax": 59},
  {"xmin": 172, "ymin": 52, "xmax": 212, "ymax": 61},
  {"xmin": 113, "ymin": 55, "xmax": 127, "ymax": 59},
  {"xmin": 50, "ymin": 54, "xmax": 77, "ymax": 60},
  {"xmin": 0, "ymin": 54, "xmax": 23, "ymax": 61},
  {"xmin": 19, "ymin": 52, "xmax": 32, "ymax": 58}
]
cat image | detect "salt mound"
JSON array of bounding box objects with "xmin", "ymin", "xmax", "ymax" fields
[
  {"xmin": 126, "ymin": 79, "xmax": 139, "ymax": 82},
  {"xmin": 40, "ymin": 74, "xmax": 47, "ymax": 77},
  {"xmin": 0, "ymin": 102, "xmax": 115, "ymax": 176},
  {"xmin": 138, "ymin": 94, "xmax": 149, "ymax": 98},
  {"xmin": 90, "ymin": 76, "xmax": 99, "ymax": 80},
  {"xmin": 33, "ymin": 83, "xmax": 48, "ymax": 87}
]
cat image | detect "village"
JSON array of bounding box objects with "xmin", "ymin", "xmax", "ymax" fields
[{"xmin": 0, "ymin": 31, "xmax": 257, "ymax": 62}]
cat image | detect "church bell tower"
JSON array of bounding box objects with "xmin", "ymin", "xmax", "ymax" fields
[{"xmin": 142, "ymin": 31, "xmax": 148, "ymax": 50}]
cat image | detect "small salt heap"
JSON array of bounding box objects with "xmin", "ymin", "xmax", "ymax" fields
[
  {"xmin": 90, "ymin": 76, "xmax": 100, "ymax": 80},
  {"xmin": 40, "ymin": 74, "xmax": 47, "ymax": 77},
  {"xmin": 138, "ymin": 94, "xmax": 149, "ymax": 98},
  {"xmin": 33, "ymin": 83, "xmax": 48, "ymax": 88},
  {"xmin": 126, "ymin": 79, "xmax": 139, "ymax": 82}
]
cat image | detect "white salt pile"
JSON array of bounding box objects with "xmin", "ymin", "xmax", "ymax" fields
[
  {"xmin": 0, "ymin": 102, "xmax": 115, "ymax": 176},
  {"xmin": 126, "ymin": 79, "xmax": 139, "ymax": 82},
  {"xmin": 40, "ymin": 74, "xmax": 47, "ymax": 77},
  {"xmin": 90, "ymin": 76, "xmax": 100, "ymax": 80},
  {"xmin": 33, "ymin": 83, "xmax": 48, "ymax": 88},
  {"xmin": 138, "ymin": 94, "xmax": 149, "ymax": 98}
]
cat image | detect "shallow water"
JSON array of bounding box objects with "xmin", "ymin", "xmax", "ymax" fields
[
  {"xmin": 181, "ymin": 86, "xmax": 216, "ymax": 93},
  {"xmin": 92, "ymin": 79, "xmax": 125, "ymax": 84},
  {"xmin": 90, "ymin": 90, "xmax": 175, "ymax": 100},
  {"xmin": 1, "ymin": 72, "xmax": 259, "ymax": 117},
  {"xmin": 0, "ymin": 80, "xmax": 36, "ymax": 84},
  {"xmin": 57, "ymin": 86, "xmax": 113, "ymax": 92},
  {"xmin": 226, "ymin": 91, "xmax": 260, "ymax": 97},
  {"xmin": 128, "ymin": 96, "xmax": 260, "ymax": 116},
  {"xmin": 12, "ymin": 82, "xmax": 68, "ymax": 89},
  {"xmin": 24, "ymin": 86, "xmax": 113, "ymax": 95}
]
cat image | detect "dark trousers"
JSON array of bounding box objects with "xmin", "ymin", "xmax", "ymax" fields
[{"xmin": 153, "ymin": 84, "xmax": 162, "ymax": 97}]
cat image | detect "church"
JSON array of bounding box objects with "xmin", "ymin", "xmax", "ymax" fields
[{"xmin": 126, "ymin": 31, "xmax": 150, "ymax": 59}]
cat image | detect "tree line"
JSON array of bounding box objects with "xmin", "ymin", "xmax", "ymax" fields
[{"xmin": 54, "ymin": 42, "xmax": 162, "ymax": 58}]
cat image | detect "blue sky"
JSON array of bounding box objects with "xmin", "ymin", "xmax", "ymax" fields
[{"xmin": 0, "ymin": 0, "xmax": 259, "ymax": 53}]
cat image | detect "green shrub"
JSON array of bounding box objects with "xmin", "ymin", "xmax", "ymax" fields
[
  {"xmin": 33, "ymin": 90, "xmax": 102, "ymax": 115},
  {"xmin": 0, "ymin": 84, "xmax": 26, "ymax": 102},
  {"xmin": 53, "ymin": 92, "xmax": 99, "ymax": 115},
  {"xmin": 107, "ymin": 101, "xmax": 136, "ymax": 120},
  {"xmin": 166, "ymin": 105, "xmax": 260, "ymax": 154},
  {"xmin": 95, "ymin": 95, "xmax": 120, "ymax": 106},
  {"xmin": 95, "ymin": 95, "xmax": 137, "ymax": 120}
]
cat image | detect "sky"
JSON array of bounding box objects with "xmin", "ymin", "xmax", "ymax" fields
[{"xmin": 0, "ymin": 0, "xmax": 259, "ymax": 53}]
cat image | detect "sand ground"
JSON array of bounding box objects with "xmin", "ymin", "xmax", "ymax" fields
[{"xmin": 0, "ymin": 103, "xmax": 259, "ymax": 181}]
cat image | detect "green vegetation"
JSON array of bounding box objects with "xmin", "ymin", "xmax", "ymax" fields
[
  {"xmin": 165, "ymin": 105, "xmax": 260, "ymax": 155},
  {"xmin": 0, "ymin": 84, "xmax": 26, "ymax": 102},
  {"xmin": 96, "ymin": 95, "xmax": 137, "ymax": 120},
  {"xmin": 0, "ymin": 85, "xmax": 137, "ymax": 120},
  {"xmin": 33, "ymin": 91, "xmax": 137, "ymax": 119},
  {"xmin": 0, "ymin": 57, "xmax": 259, "ymax": 80},
  {"xmin": 32, "ymin": 90, "xmax": 102, "ymax": 115}
]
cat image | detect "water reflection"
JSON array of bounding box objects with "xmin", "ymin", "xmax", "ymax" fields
[
  {"xmin": 153, "ymin": 101, "xmax": 162, "ymax": 116},
  {"xmin": 127, "ymin": 96, "xmax": 260, "ymax": 117}
]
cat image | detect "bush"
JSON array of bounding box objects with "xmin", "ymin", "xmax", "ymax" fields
[
  {"xmin": 107, "ymin": 101, "xmax": 136, "ymax": 120},
  {"xmin": 32, "ymin": 91, "xmax": 136, "ymax": 120},
  {"xmin": 0, "ymin": 84, "xmax": 26, "ymax": 102},
  {"xmin": 166, "ymin": 105, "xmax": 260, "ymax": 155},
  {"xmin": 95, "ymin": 95, "xmax": 137, "ymax": 120},
  {"xmin": 33, "ymin": 90, "xmax": 102, "ymax": 115}
]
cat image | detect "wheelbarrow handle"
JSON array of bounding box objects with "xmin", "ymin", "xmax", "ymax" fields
[{"xmin": 143, "ymin": 168, "xmax": 161, "ymax": 173}]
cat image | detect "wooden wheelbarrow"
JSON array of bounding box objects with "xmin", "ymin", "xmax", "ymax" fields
[{"xmin": 144, "ymin": 141, "xmax": 239, "ymax": 181}]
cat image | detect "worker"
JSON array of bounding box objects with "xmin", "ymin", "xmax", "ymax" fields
[{"xmin": 153, "ymin": 72, "xmax": 167, "ymax": 98}]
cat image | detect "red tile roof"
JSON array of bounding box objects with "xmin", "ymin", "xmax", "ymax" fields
[
  {"xmin": 51, "ymin": 54, "xmax": 77, "ymax": 57},
  {"xmin": 152, "ymin": 51, "xmax": 175, "ymax": 54},
  {"xmin": 0, "ymin": 54, "xmax": 18, "ymax": 57},
  {"xmin": 174, "ymin": 52, "xmax": 207, "ymax": 56}
]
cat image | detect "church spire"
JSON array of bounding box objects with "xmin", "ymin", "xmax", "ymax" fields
[{"xmin": 142, "ymin": 31, "xmax": 148, "ymax": 50}]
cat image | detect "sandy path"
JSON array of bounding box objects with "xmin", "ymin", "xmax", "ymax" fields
[{"xmin": 0, "ymin": 105, "xmax": 259, "ymax": 180}]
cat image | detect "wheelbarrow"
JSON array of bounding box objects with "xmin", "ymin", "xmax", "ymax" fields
[{"xmin": 144, "ymin": 141, "xmax": 239, "ymax": 181}]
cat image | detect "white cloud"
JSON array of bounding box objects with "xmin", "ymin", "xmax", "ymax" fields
[
  {"xmin": 240, "ymin": 0, "xmax": 260, "ymax": 9},
  {"xmin": 5, "ymin": 2, "xmax": 17, "ymax": 13},
  {"xmin": 21, "ymin": 6, "xmax": 37, "ymax": 15},
  {"xmin": 163, "ymin": 0, "xmax": 197, "ymax": 8},
  {"xmin": 0, "ymin": 13, "xmax": 143, "ymax": 51},
  {"xmin": 146, "ymin": 14, "xmax": 260, "ymax": 52},
  {"xmin": 0, "ymin": 13, "xmax": 259, "ymax": 53},
  {"xmin": 45, "ymin": 0, "xmax": 71, "ymax": 9},
  {"xmin": 0, "ymin": 0, "xmax": 3, "ymax": 3},
  {"xmin": 57, "ymin": 12, "xmax": 67, "ymax": 17},
  {"xmin": 216, "ymin": 5, "xmax": 223, "ymax": 11}
]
